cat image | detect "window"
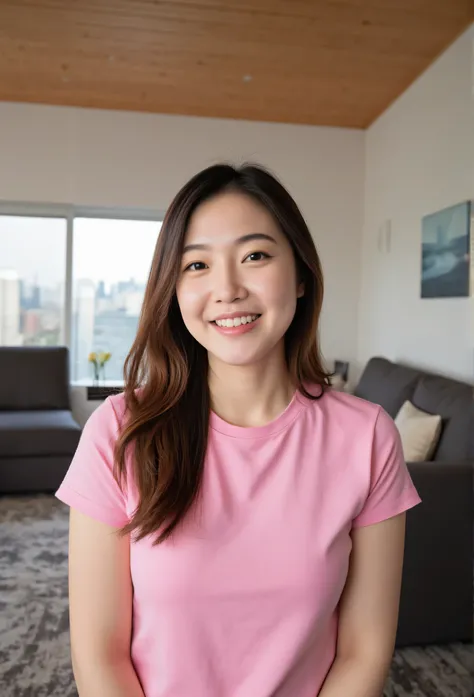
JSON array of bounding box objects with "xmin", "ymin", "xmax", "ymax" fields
[
  {"xmin": 72, "ymin": 218, "xmax": 160, "ymax": 383},
  {"xmin": 0, "ymin": 207, "xmax": 162, "ymax": 385},
  {"xmin": 0, "ymin": 215, "xmax": 67, "ymax": 347}
]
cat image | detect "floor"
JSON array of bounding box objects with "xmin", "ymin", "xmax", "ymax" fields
[{"xmin": 0, "ymin": 495, "xmax": 472, "ymax": 697}]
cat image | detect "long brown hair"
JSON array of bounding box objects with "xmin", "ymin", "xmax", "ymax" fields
[{"xmin": 114, "ymin": 163, "xmax": 331, "ymax": 544}]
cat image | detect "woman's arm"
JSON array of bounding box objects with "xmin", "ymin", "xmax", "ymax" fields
[
  {"xmin": 318, "ymin": 512, "xmax": 406, "ymax": 697},
  {"xmin": 68, "ymin": 508, "xmax": 145, "ymax": 697}
]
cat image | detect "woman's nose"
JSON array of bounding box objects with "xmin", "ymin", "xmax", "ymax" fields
[{"xmin": 212, "ymin": 264, "xmax": 247, "ymax": 304}]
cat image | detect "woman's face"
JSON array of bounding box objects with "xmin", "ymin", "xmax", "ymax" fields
[{"xmin": 176, "ymin": 191, "xmax": 303, "ymax": 368}]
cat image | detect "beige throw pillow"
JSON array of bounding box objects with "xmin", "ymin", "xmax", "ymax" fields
[{"xmin": 394, "ymin": 400, "xmax": 442, "ymax": 462}]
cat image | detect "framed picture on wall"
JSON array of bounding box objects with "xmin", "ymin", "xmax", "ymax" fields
[{"xmin": 421, "ymin": 201, "xmax": 471, "ymax": 298}]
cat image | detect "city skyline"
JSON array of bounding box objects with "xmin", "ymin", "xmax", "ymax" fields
[{"xmin": 0, "ymin": 269, "xmax": 147, "ymax": 381}]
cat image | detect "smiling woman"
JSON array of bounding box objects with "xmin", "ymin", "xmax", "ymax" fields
[
  {"xmin": 176, "ymin": 190, "xmax": 305, "ymax": 371},
  {"xmin": 55, "ymin": 163, "xmax": 421, "ymax": 697}
]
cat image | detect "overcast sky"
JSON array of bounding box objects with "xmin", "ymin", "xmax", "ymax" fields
[{"xmin": 0, "ymin": 216, "xmax": 161, "ymax": 289}]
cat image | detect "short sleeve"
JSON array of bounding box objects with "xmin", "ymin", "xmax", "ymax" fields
[
  {"xmin": 352, "ymin": 406, "xmax": 421, "ymax": 528},
  {"xmin": 55, "ymin": 396, "xmax": 130, "ymax": 528}
]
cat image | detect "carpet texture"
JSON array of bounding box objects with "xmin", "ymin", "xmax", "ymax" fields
[{"xmin": 0, "ymin": 495, "xmax": 472, "ymax": 697}]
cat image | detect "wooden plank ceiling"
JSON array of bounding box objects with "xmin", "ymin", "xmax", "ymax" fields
[{"xmin": 0, "ymin": 0, "xmax": 472, "ymax": 129}]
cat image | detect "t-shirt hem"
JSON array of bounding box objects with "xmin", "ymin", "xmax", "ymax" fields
[
  {"xmin": 352, "ymin": 488, "xmax": 422, "ymax": 529},
  {"xmin": 55, "ymin": 482, "xmax": 130, "ymax": 528}
]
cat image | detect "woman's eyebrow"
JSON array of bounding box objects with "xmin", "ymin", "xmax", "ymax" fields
[{"xmin": 183, "ymin": 233, "xmax": 277, "ymax": 254}]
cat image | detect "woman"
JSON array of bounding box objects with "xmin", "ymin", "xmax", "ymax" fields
[{"xmin": 56, "ymin": 163, "xmax": 421, "ymax": 697}]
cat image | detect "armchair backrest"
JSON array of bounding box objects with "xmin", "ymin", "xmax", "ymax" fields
[
  {"xmin": 355, "ymin": 356, "xmax": 474, "ymax": 461},
  {"xmin": 0, "ymin": 346, "xmax": 71, "ymax": 411}
]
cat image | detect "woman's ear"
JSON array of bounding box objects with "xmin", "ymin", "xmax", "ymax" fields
[{"xmin": 297, "ymin": 282, "xmax": 305, "ymax": 298}]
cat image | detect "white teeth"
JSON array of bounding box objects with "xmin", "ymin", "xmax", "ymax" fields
[{"xmin": 215, "ymin": 314, "xmax": 259, "ymax": 328}]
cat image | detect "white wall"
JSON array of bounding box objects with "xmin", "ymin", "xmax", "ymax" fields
[
  {"xmin": 0, "ymin": 102, "xmax": 364, "ymax": 378},
  {"xmin": 359, "ymin": 25, "xmax": 474, "ymax": 384}
]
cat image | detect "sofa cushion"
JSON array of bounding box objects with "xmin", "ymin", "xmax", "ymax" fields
[
  {"xmin": 0, "ymin": 346, "xmax": 70, "ymax": 411},
  {"xmin": 354, "ymin": 357, "xmax": 420, "ymax": 418},
  {"xmin": 394, "ymin": 400, "xmax": 442, "ymax": 462},
  {"xmin": 0, "ymin": 410, "xmax": 81, "ymax": 457},
  {"xmin": 411, "ymin": 374, "xmax": 474, "ymax": 461}
]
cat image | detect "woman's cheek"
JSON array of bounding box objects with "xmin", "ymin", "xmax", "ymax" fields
[
  {"xmin": 254, "ymin": 265, "xmax": 298, "ymax": 307},
  {"xmin": 177, "ymin": 284, "xmax": 205, "ymax": 323}
]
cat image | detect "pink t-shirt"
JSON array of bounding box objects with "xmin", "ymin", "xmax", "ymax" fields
[{"xmin": 56, "ymin": 387, "xmax": 421, "ymax": 697}]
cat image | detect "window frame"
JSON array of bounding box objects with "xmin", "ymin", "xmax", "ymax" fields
[{"xmin": 0, "ymin": 201, "xmax": 163, "ymax": 383}]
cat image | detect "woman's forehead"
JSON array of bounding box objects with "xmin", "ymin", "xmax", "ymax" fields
[{"xmin": 184, "ymin": 191, "xmax": 284, "ymax": 246}]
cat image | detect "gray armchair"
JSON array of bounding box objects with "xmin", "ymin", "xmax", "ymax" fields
[
  {"xmin": 0, "ymin": 346, "xmax": 81, "ymax": 493},
  {"xmin": 355, "ymin": 357, "xmax": 473, "ymax": 647}
]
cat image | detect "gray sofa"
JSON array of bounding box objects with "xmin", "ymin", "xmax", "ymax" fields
[
  {"xmin": 355, "ymin": 357, "xmax": 473, "ymax": 647},
  {"xmin": 0, "ymin": 346, "xmax": 82, "ymax": 493}
]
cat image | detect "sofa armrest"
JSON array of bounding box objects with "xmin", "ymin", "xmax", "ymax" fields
[
  {"xmin": 406, "ymin": 459, "xmax": 473, "ymax": 498},
  {"xmin": 396, "ymin": 459, "xmax": 473, "ymax": 646},
  {"xmin": 407, "ymin": 458, "xmax": 473, "ymax": 470}
]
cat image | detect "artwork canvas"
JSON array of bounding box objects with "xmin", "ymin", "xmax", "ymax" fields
[{"xmin": 421, "ymin": 201, "xmax": 471, "ymax": 298}]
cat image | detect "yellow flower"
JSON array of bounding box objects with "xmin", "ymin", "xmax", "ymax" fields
[
  {"xmin": 88, "ymin": 352, "xmax": 97, "ymax": 363},
  {"xmin": 98, "ymin": 351, "xmax": 112, "ymax": 365}
]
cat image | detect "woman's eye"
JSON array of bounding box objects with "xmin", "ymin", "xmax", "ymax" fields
[
  {"xmin": 185, "ymin": 262, "xmax": 207, "ymax": 272},
  {"xmin": 245, "ymin": 251, "xmax": 270, "ymax": 262}
]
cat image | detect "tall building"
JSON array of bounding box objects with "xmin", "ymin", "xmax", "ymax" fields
[
  {"xmin": 97, "ymin": 280, "xmax": 107, "ymax": 299},
  {"xmin": 0, "ymin": 269, "xmax": 21, "ymax": 345},
  {"xmin": 19, "ymin": 278, "xmax": 41, "ymax": 310}
]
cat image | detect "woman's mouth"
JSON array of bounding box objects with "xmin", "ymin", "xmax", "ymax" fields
[
  {"xmin": 213, "ymin": 314, "xmax": 260, "ymax": 328},
  {"xmin": 211, "ymin": 314, "xmax": 261, "ymax": 335}
]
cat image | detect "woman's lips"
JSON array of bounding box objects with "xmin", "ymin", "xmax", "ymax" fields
[{"xmin": 211, "ymin": 315, "xmax": 261, "ymax": 336}]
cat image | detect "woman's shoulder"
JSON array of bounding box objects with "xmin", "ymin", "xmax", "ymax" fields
[
  {"xmin": 106, "ymin": 390, "xmax": 128, "ymax": 419},
  {"xmin": 302, "ymin": 383, "xmax": 380, "ymax": 413},
  {"xmin": 302, "ymin": 384, "xmax": 390, "ymax": 434},
  {"xmin": 84, "ymin": 391, "xmax": 128, "ymax": 437},
  {"xmin": 323, "ymin": 386, "xmax": 380, "ymax": 413},
  {"xmin": 301, "ymin": 386, "xmax": 403, "ymax": 474}
]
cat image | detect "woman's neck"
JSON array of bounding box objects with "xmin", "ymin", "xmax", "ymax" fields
[{"xmin": 208, "ymin": 349, "xmax": 295, "ymax": 428}]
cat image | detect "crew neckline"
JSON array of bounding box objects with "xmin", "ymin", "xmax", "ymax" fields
[{"xmin": 209, "ymin": 385, "xmax": 318, "ymax": 439}]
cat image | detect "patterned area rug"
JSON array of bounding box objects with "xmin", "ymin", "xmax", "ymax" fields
[{"xmin": 0, "ymin": 495, "xmax": 472, "ymax": 697}]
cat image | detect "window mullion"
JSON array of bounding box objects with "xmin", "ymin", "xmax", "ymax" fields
[{"xmin": 64, "ymin": 208, "xmax": 74, "ymax": 369}]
